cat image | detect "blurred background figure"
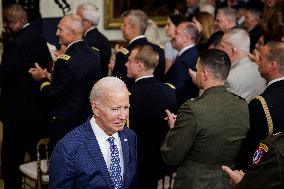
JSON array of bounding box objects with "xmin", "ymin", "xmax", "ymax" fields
[
  {"xmin": 192, "ymin": 11, "xmax": 215, "ymax": 52},
  {"xmin": 164, "ymin": 15, "xmax": 187, "ymax": 74},
  {"xmin": 0, "ymin": 4, "xmax": 52, "ymax": 189},
  {"xmin": 145, "ymin": 19, "xmax": 162, "ymax": 46},
  {"xmin": 76, "ymin": 2, "xmax": 112, "ymax": 77}
]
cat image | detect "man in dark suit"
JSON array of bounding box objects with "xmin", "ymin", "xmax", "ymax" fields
[
  {"xmin": 112, "ymin": 9, "xmax": 165, "ymax": 87},
  {"xmin": 161, "ymin": 49, "xmax": 249, "ymax": 189},
  {"xmin": 29, "ymin": 14, "xmax": 102, "ymax": 150},
  {"xmin": 0, "ymin": 4, "xmax": 52, "ymax": 189},
  {"xmin": 49, "ymin": 77, "xmax": 138, "ymax": 189},
  {"xmin": 125, "ymin": 45, "xmax": 177, "ymax": 189},
  {"xmin": 165, "ymin": 22, "xmax": 199, "ymax": 108},
  {"xmin": 76, "ymin": 2, "xmax": 112, "ymax": 77},
  {"xmin": 240, "ymin": 41, "xmax": 284, "ymax": 169}
]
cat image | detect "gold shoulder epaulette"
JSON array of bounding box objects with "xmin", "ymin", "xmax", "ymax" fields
[
  {"xmin": 118, "ymin": 48, "xmax": 129, "ymax": 55},
  {"xmin": 57, "ymin": 54, "xmax": 71, "ymax": 61},
  {"xmin": 255, "ymin": 95, "xmax": 273, "ymax": 135},
  {"xmin": 164, "ymin": 82, "xmax": 176, "ymax": 89},
  {"xmin": 40, "ymin": 81, "xmax": 51, "ymax": 91},
  {"xmin": 91, "ymin": 47, "xmax": 100, "ymax": 52}
]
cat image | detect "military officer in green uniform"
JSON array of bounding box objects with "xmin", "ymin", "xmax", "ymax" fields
[{"xmin": 161, "ymin": 49, "xmax": 250, "ymax": 189}]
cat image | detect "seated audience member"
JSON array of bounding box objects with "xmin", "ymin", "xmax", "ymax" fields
[
  {"xmin": 165, "ymin": 22, "xmax": 199, "ymax": 108},
  {"xmin": 76, "ymin": 2, "xmax": 112, "ymax": 77},
  {"xmin": 126, "ymin": 45, "xmax": 177, "ymax": 189},
  {"xmin": 49, "ymin": 77, "xmax": 138, "ymax": 189},
  {"xmin": 240, "ymin": 42, "xmax": 284, "ymax": 169},
  {"xmin": 206, "ymin": 7, "xmax": 236, "ymax": 48},
  {"xmin": 220, "ymin": 28, "xmax": 266, "ymax": 102},
  {"xmin": 164, "ymin": 15, "xmax": 187, "ymax": 74},
  {"xmin": 242, "ymin": 8, "xmax": 264, "ymax": 52},
  {"xmin": 223, "ymin": 132, "xmax": 284, "ymax": 189},
  {"xmin": 161, "ymin": 49, "xmax": 249, "ymax": 189}
]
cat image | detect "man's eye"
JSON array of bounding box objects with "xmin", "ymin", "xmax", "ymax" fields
[{"xmin": 111, "ymin": 107, "xmax": 119, "ymax": 111}]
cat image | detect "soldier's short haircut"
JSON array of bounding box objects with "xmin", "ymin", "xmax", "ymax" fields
[
  {"xmin": 199, "ymin": 49, "xmax": 231, "ymax": 81},
  {"xmin": 133, "ymin": 45, "xmax": 159, "ymax": 70},
  {"xmin": 122, "ymin": 10, "xmax": 148, "ymax": 35},
  {"xmin": 77, "ymin": 3, "xmax": 100, "ymax": 26},
  {"xmin": 265, "ymin": 42, "xmax": 284, "ymax": 69}
]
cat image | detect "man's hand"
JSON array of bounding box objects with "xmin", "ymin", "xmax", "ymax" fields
[
  {"xmin": 164, "ymin": 109, "xmax": 177, "ymax": 129},
  {"xmin": 222, "ymin": 165, "xmax": 245, "ymax": 186},
  {"xmin": 28, "ymin": 63, "xmax": 51, "ymax": 81}
]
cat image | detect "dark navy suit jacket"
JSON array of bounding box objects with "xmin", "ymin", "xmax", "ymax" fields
[
  {"xmin": 49, "ymin": 119, "xmax": 138, "ymax": 189},
  {"xmin": 165, "ymin": 46, "xmax": 199, "ymax": 108},
  {"xmin": 239, "ymin": 80, "xmax": 284, "ymax": 169},
  {"xmin": 83, "ymin": 28, "xmax": 112, "ymax": 77}
]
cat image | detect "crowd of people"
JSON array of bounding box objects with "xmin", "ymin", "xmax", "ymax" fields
[{"xmin": 1, "ymin": 0, "xmax": 284, "ymax": 188}]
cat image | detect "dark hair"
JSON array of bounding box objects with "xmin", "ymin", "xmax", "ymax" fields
[
  {"xmin": 169, "ymin": 14, "xmax": 187, "ymax": 27},
  {"xmin": 199, "ymin": 49, "xmax": 231, "ymax": 80}
]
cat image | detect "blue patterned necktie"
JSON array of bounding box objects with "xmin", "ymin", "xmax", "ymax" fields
[{"xmin": 107, "ymin": 136, "xmax": 122, "ymax": 189}]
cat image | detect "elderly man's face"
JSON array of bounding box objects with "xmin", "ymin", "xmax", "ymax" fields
[
  {"xmin": 257, "ymin": 46, "xmax": 271, "ymax": 80},
  {"xmin": 172, "ymin": 23, "xmax": 187, "ymax": 51},
  {"xmin": 56, "ymin": 17, "xmax": 74, "ymax": 46},
  {"xmin": 215, "ymin": 11, "xmax": 230, "ymax": 32},
  {"xmin": 93, "ymin": 89, "xmax": 130, "ymax": 135},
  {"xmin": 121, "ymin": 16, "xmax": 135, "ymax": 41}
]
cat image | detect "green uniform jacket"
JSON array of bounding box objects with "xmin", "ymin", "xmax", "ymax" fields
[{"xmin": 161, "ymin": 86, "xmax": 249, "ymax": 189}]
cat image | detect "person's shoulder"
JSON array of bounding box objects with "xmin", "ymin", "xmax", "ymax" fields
[{"xmin": 56, "ymin": 123, "xmax": 89, "ymax": 152}]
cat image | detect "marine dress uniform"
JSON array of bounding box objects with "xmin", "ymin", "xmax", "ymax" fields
[
  {"xmin": 39, "ymin": 40, "xmax": 102, "ymax": 148},
  {"xmin": 161, "ymin": 86, "xmax": 249, "ymax": 189}
]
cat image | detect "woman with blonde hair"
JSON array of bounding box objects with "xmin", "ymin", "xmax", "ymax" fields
[{"xmin": 192, "ymin": 11, "xmax": 215, "ymax": 51}]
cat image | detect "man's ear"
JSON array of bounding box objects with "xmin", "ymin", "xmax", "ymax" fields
[
  {"xmin": 203, "ymin": 69, "xmax": 209, "ymax": 81},
  {"xmin": 270, "ymin": 61, "xmax": 278, "ymax": 72},
  {"xmin": 91, "ymin": 101, "xmax": 99, "ymax": 117}
]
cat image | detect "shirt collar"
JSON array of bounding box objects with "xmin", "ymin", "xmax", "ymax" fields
[
  {"xmin": 67, "ymin": 39, "xmax": 83, "ymax": 49},
  {"xmin": 178, "ymin": 44, "xmax": 195, "ymax": 56},
  {"xmin": 84, "ymin": 26, "xmax": 96, "ymax": 36},
  {"xmin": 129, "ymin": 35, "xmax": 146, "ymax": 45},
  {"xmin": 135, "ymin": 75, "xmax": 154, "ymax": 82},
  {"xmin": 90, "ymin": 117, "xmax": 119, "ymax": 142},
  {"xmin": 267, "ymin": 77, "xmax": 284, "ymax": 88}
]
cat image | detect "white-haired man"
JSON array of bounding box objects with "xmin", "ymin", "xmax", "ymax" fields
[
  {"xmin": 76, "ymin": 2, "xmax": 111, "ymax": 76},
  {"xmin": 220, "ymin": 28, "xmax": 266, "ymax": 102}
]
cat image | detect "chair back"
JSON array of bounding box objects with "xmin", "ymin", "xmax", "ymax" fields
[{"xmin": 36, "ymin": 138, "xmax": 50, "ymax": 189}]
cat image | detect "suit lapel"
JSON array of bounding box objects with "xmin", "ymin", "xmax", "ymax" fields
[
  {"xmin": 84, "ymin": 121, "xmax": 113, "ymax": 187},
  {"xmin": 119, "ymin": 130, "xmax": 130, "ymax": 188}
]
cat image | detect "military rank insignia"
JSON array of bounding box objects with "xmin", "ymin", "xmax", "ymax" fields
[
  {"xmin": 252, "ymin": 143, "xmax": 269, "ymax": 165},
  {"xmin": 118, "ymin": 47, "xmax": 129, "ymax": 55},
  {"xmin": 58, "ymin": 54, "xmax": 71, "ymax": 61}
]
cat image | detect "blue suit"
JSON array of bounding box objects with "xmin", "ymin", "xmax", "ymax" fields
[
  {"xmin": 49, "ymin": 119, "xmax": 138, "ymax": 189},
  {"xmin": 165, "ymin": 46, "xmax": 199, "ymax": 108}
]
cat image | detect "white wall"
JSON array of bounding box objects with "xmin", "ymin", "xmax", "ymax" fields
[{"xmin": 40, "ymin": 0, "xmax": 167, "ymax": 42}]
